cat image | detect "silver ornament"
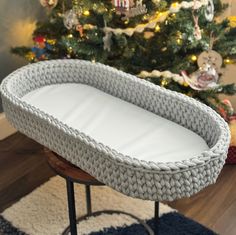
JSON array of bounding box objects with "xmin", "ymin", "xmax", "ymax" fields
[
  {"xmin": 205, "ymin": 0, "xmax": 214, "ymax": 22},
  {"xmin": 63, "ymin": 9, "xmax": 79, "ymax": 30}
]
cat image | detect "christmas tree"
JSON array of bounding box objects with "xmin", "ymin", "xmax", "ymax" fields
[{"xmin": 12, "ymin": 0, "xmax": 236, "ymax": 119}]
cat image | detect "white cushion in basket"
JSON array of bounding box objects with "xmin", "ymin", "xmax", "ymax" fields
[{"xmin": 22, "ymin": 83, "xmax": 209, "ymax": 163}]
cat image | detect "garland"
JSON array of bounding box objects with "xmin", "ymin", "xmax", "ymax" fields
[{"xmin": 138, "ymin": 70, "xmax": 185, "ymax": 85}]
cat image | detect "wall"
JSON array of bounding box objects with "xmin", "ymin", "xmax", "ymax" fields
[{"xmin": 0, "ymin": 0, "xmax": 44, "ymax": 112}]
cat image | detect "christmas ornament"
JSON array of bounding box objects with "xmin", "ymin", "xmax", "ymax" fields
[
  {"xmin": 39, "ymin": 0, "xmax": 58, "ymax": 9},
  {"xmin": 192, "ymin": 1, "xmax": 202, "ymax": 41},
  {"xmin": 76, "ymin": 23, "xmax": 84, "ymax": 37},
  {"xmin": 47, "ymin": 39, "xmax": 56, "ymax": 45},
  {"xmin": 204, "ymin": 0, "xmax": 214, "ymax": 22},
  {"xmin": 83, "ymin": 10, "xmax": 90, "ymax": 16},
  {"xmin": 228, "ymin": 16, "xmax": 236, "ymax": 28},
  {"xmin": 33, "ymin": 36, "xmax": 46, "ymax": 48},
  {"xmin": 181, "ymin": 63, "xmax": 219, "ymax": 90},
  {"xmin": 103, "ymin": 31, "xmax": 112, "ymax": 51},
  {"xmin": 25, "ymin": 51, "xmax": 36, "ymax": 61},
  {"xmin": 83, "ymin": 24, "xmax": 96, "ymax": 30},
  {"xmin": 63, "ymin": 9, "xmax": 79, "ymax": 30},
  {"xmin": 197, "ymin": 50, "xmax": 223, "ymax": 71},
  {"xmin": 31, "ymin": 36, "xmax": 53, "ymax": 60},
  {"xmin": 226, "ymin": 115, "xmax": 236, "ymax": 164},
  {"xmin": 191, "ymin": 55, "xmax": 197, "ymax": 62},
  {"xmin": 218, "ymin": 99, "xmax": 234, "ymax": 120},
  {"xmin": 112, "ymin": 0, "xmax": 147, "ymax": 21},
  {"xmin": 192, "ymin": 14, "xmax": 202, "ymax": 40}
]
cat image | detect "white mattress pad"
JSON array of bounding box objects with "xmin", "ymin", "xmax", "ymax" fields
[{"xmin": 22, "ymin": 83, "xmax": 209, "ymax": 163}]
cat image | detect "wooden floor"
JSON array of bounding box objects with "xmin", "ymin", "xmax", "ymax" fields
[{"xmin": 0, "ymin": 133, "xmax": 236, "ymax": 235}]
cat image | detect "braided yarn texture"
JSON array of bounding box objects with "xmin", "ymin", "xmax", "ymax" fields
[{"xmin": 0, "ymin": 60, "xmax": 230, "ymax": 201}]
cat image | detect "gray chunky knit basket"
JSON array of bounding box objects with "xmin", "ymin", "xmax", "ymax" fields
[{"xmin": 0, "ymin": 59, "xmax": 230, "ymax": 201}]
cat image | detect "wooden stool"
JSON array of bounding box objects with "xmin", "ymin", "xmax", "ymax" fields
[{"xmin": 45, "ymin": 149, "xmax": 158, "ymax": 235}]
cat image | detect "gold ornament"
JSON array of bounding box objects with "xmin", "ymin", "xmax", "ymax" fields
[
  {"xmin": 161, "ymin": 79, "xmax": 168, "ymax": 86},
  {"xmin": 67, "ymin": 34, "xmax": 74, "ymax": 39},
  {"xmin": 155, "ymin": 25, "xmax": 160, "ymax": 32},
  {"xmin": 191, "ymin": 55, "xmax": 197, "ymax": 62},
  {"xmin": 83, "ymin": 24, "xmax": 96, "ymax": 30},
  {"xmin": 124, "ymin": 19, "xmax": 129, "ymax": 24},
  {"xmin": 171, "ymin": 2, "xmax": 179, "ymax": 8},
  {"xmin": 228, "ymin": 16, "xmax": 236, "ymax": 28},
  {"xmin": 142, "ymin": 15, "xmax": 148, "ymax": 21},
  {"xmin": 176, "ymin": 38, "xmax": 182, "ymax": 45},
  {"xmin": 47, "ymin": 39, "xmax": 56, "ymax": 45},
  {"xmin": 83, "ymin": 10, "xmax": 90, "ymax": 16},
  {"xmin": 224, "ymin": 58, "xmax": 233, "ymax": 64},
  {"xmin": 67, "ymin": 47, "xmax": 73, "ymax": 54},
  {"xmin": 25, "ymin": 51, "xmax": 36, "ymax": 61}
]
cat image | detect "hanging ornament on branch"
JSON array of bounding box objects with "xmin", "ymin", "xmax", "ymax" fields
[
  {"xmin": 192, "ymin": 13, "xmax": 202, "ymax": 40},
  {"xmin": 181, "ymin": 64, "xmax": 219, "ymax": 90},
  {"xmin": 181, "ymin": 32, "xmax": 223, "ymax": 90},
  {"xmin": 63, "ymin": 9, "xmax": 80, "ymax": 30},
  {"xmin": 204, "ymin": 0, "xmax": 214, "ymax": 22},
  {"xmin": 63, "ymin": 0, "xmax": 83, "ymax": 32},
  {"xmin": 76, "ymin": 24, "xmax": 84, "ymax": 37},
  {"xmin": 197, "ymin": 50, "xmax": 223, "ymax": 71},
  {"xmin": 39, "ymin": 0, "xmax": 58, "ymax": 9},
  {"xmin": 103, "ymin": 21, "xmax": 112, "ymax": 51},
  {"xmin": 103, "ymin": 31, "xmax": 112, "ymax": 51},
  {"xmin": 112, "ymin": 0, "xmax": 147, "ymax": 21},
  {"xmin": 192, "ymin": 0, "xmax": 202, "ymax": 40},
  {"xmin": 198, "ymin": 34, "xmax": 222, "ymax": 71}
]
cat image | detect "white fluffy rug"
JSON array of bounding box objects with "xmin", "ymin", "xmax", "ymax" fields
[{"xmin": 2, "ymin": 176, "xmax": 174, "ymax": 235}]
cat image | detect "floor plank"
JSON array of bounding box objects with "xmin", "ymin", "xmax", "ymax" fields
[
  {"xmin": 168, "ymin": 165, "xmax": 236, "ymax": 235},
  {"xmin": 0, "ymin": 132, "xmax": 236, "ymax": 234},
  {"xmin": 0, "ymin": 132, "xmax": 55, "ymax": 212}
]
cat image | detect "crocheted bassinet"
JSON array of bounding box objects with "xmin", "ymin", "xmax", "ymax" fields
[{"xmin": 0, "ymin": 60, "xmax": 230, "ymax": 201}]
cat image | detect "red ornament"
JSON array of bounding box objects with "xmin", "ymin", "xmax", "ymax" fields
[
  {"xmin": 34, "ymin": 36, "xmax": 46, "ymax": 43},
  {"xmin": 33, "ymin": 36, "xmax": 46, "ymax": 49}
]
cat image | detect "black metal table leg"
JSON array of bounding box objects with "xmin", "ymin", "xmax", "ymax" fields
[
  {"xmin": 85, "ymin": 185, "xmax": 92, "ymax": 215},
  {"xmin": 154, "ymin": 201, "xmax": 159, "ymax": 220},
  {"xmin": 66, "ymin": 179, "xmax": 77, "ymax": 235},
  {"xmin": 154, "ymin": 201, "xmax": 159, "ymax": 234}
]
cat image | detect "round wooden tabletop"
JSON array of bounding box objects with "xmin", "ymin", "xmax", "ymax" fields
[{"xmin": 44, "ymin": 148, "xmax": 104, "ymax": 186}]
